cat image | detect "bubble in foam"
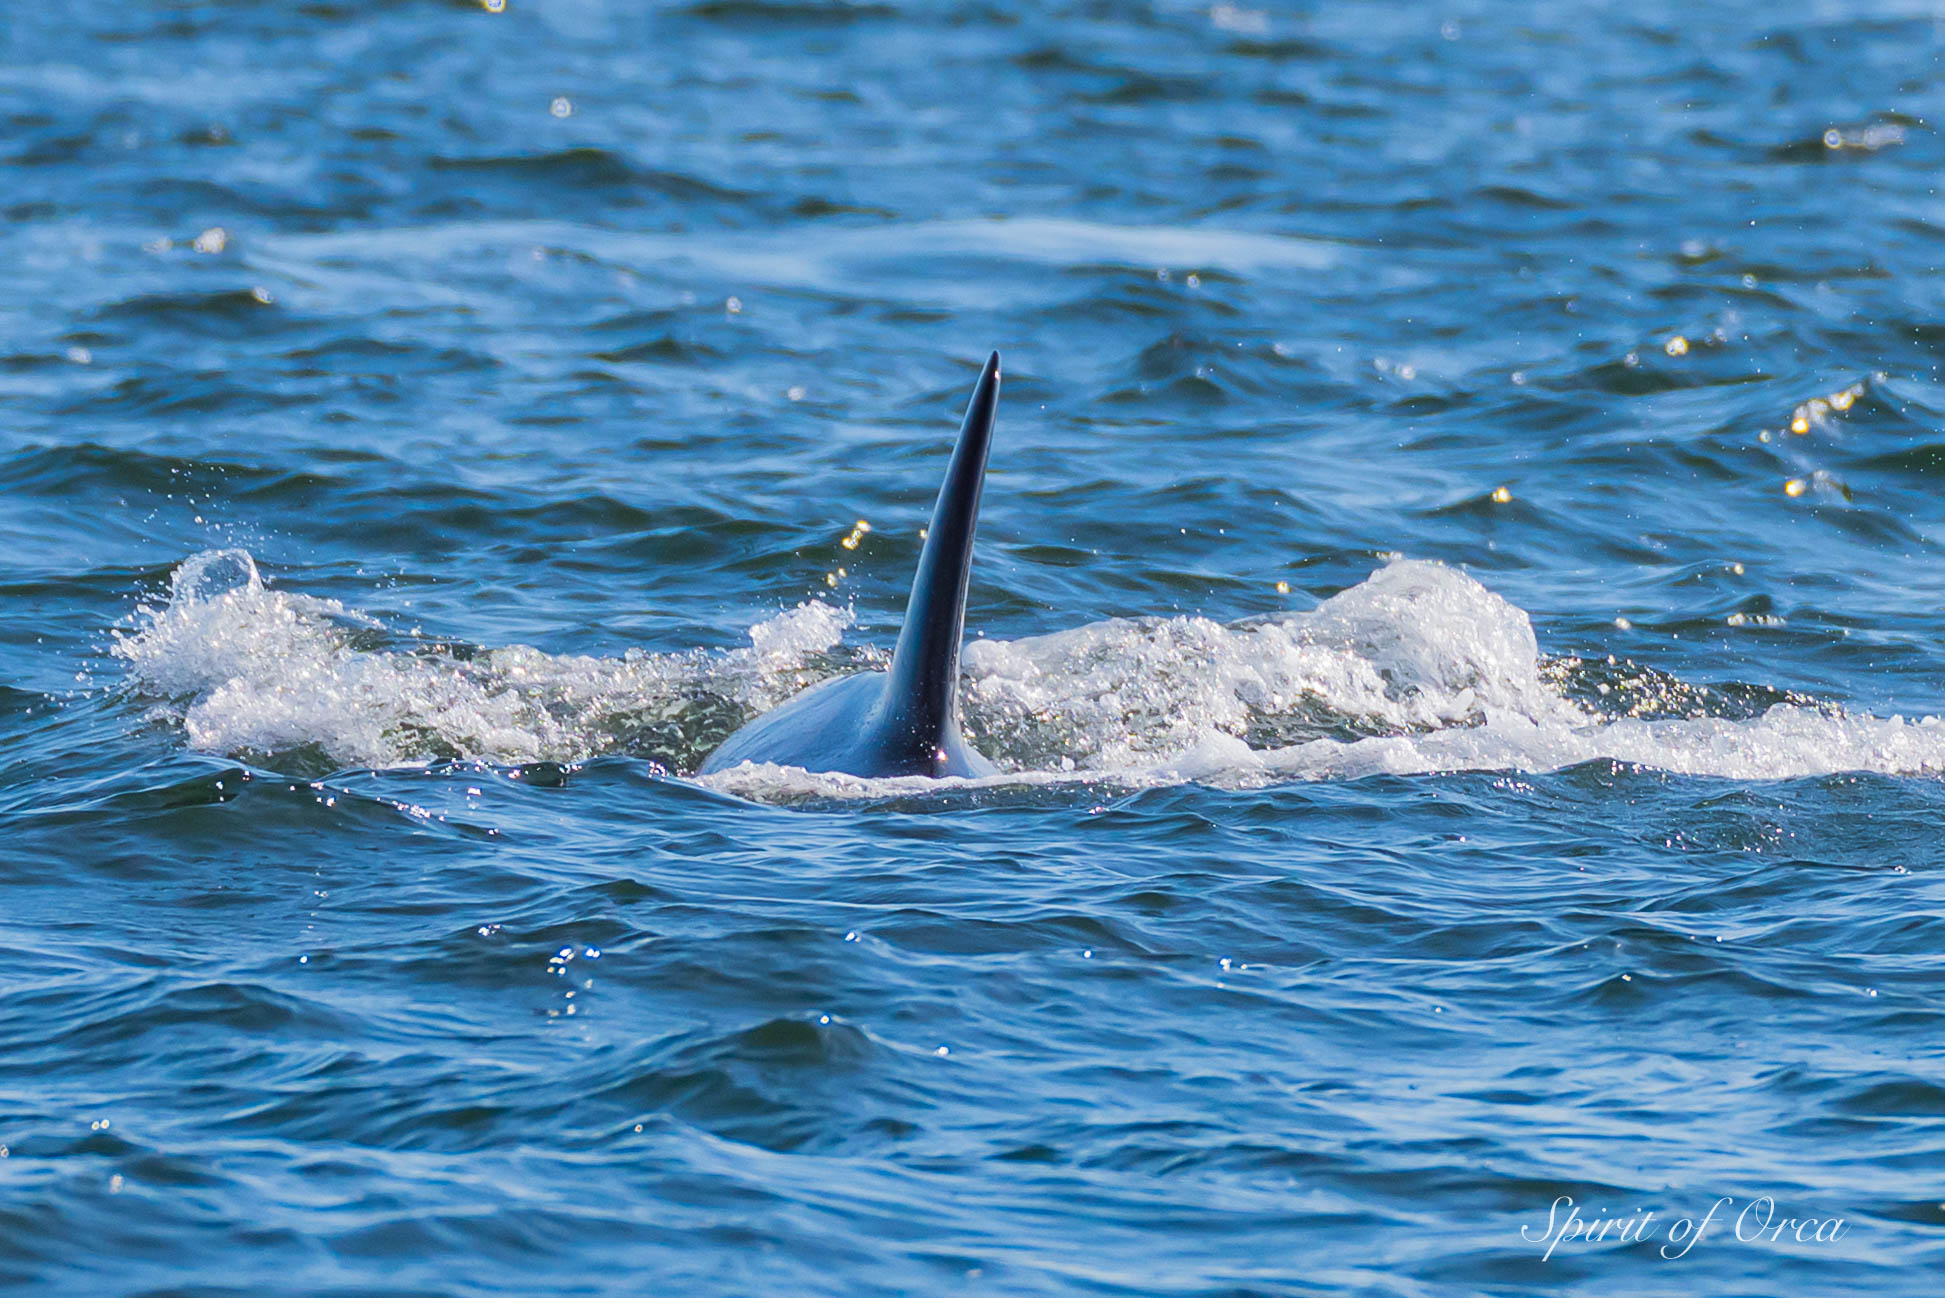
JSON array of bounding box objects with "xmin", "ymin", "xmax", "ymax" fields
[
  {"xmin": 172, "ymin": 548, "xmax": 262, "ymax": 603},
  {"xmin": 1297, "ymin": 558, "xmax": 1560, "ymax": 722}
]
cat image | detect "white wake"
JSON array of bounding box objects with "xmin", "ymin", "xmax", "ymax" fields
[{"xmin": 115, "ymin": 550, "xmax": 1945, "ymax": 796}]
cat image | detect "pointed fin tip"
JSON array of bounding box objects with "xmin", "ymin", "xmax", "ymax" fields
[
  {"xmin": 967, "ymin": 351, "xmax": 1000, "ymax": 401},
  {"xmin": 958, "ymin": 350, "xmax": 1001, "ymax": 434}
]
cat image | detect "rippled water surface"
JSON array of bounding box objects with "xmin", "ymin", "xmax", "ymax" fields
[{"xmin": 5, "ymin": 2, "xmax": 1945, "ymax": 1293}]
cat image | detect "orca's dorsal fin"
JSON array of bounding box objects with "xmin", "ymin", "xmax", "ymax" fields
[{"xmin": 875, "ymin": 352, "xmax": 1000, "ymax": 753}]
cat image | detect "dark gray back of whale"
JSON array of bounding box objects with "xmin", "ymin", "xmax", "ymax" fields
[{"xmin": 698, "ymin": 354, "xmax": 1002, "ymax": 779}]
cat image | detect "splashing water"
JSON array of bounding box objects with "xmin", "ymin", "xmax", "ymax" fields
[
  {"xmin": 111, "ymin": 551, "xmax": 1945, "ymax": 795},
  {"xmin": 113, "ymin": 549, "xmax": 855, "ymax": 773}
]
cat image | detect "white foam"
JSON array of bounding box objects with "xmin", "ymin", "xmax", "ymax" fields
[
  {"xmin": 115, "ymin": 550, "xmax": 1945, "ymax": 792},
  {"xmin": 113, "ymin": 550, "xmax": 852, "ymax": 769},
  {"xmin": 960, "ymin": 559, "xmax": 1567, "ymax": 768},
  {"xmin": 1253, "ymin": 706, "xmax": 1945, "ymax": 783}
]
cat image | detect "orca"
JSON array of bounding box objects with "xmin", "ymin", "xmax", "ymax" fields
[{"xmin": 699, "ymin": 353, "xmax": 1002, "ymax": 779}]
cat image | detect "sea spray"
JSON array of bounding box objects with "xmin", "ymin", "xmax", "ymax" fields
[{"xmin": 116, "ymin": 551, "xmax": 1945, "ymax": 793}]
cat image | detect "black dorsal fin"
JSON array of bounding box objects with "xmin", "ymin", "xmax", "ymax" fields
[{"xmin": 875, "ymin": 352, "xmax": 1000, "ymax": 752}]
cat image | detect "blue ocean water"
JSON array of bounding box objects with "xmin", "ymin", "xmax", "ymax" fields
[{"xmin": 4, "ymin": 0, "xmax": 1944, "ymax": 1292}]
